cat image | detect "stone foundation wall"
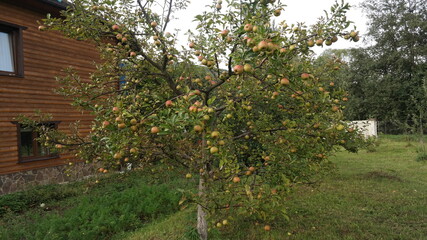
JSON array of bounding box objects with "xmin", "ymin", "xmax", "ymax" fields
[{"xmin": 0, "ymin": 163, "xmax": 96, "ymax": 195}]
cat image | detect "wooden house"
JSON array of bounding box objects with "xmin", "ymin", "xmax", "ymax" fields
[{"xmin": 0, "ymin": 0, "xmax": 99, "ymax": 194}]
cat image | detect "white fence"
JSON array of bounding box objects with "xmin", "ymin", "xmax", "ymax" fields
[{"xmin": 349, "ymin": 119, "xmax": 378, "ymax": 138}]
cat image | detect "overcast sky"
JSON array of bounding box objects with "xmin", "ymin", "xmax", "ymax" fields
[{"xmin": 166, "ymin": 0, "xmax": 368, "ymax": 55}]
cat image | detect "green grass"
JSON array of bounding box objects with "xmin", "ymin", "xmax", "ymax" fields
[{"xmin": 125, "ymin": 135, "xmax": 427, "ymax": 239}]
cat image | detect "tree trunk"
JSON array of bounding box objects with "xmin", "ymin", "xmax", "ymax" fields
[
  {"xmin": 420, "ymin": 110, "xmax": 424, "ymax": 145},
  {"xmin": 197, "ymin": 131, "xmax": 208, "ymax": 240},
  {"xmin": 197, "ymin": 177, "xmax": 208, "ymax": 240}
]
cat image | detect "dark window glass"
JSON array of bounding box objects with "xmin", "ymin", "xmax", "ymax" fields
[{"xmin": 17, "ymin": 123, "xmax": 59, "ymax": 162}]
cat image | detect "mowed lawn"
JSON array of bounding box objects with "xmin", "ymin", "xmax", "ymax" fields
[{"xmin": 125, "ymin": 135, "xmax": 427, "ymax": 240}]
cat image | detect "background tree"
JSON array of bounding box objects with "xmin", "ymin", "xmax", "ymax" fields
[
  {"xmin": 25, "ymin": 0, "xmax": 365, "ymax": 239},
  {"xmin": 333, "ymin": 0, "xmax": 427, "ymax": 134}
]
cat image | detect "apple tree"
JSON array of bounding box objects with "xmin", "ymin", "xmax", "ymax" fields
[{"xmin": 30, "ymin": 0, "xmax": 366, "ymax": 238}]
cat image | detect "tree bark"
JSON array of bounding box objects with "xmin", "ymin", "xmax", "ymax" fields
[
  {"xmin": 197, "ymin": 177, "xmax": 208, "ymax": 240},
  {"xmin": 197, "ymin": 131, "xmax": 208, "ymax": 240}
]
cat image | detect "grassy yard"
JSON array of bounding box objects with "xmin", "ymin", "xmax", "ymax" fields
[
  {"xmin": 125, "ymin": 135, "xmax": 427, "ymax": 239},
  {"xmin": 1, "ymin": 135, "xmax": 426, "ymax": 239}
]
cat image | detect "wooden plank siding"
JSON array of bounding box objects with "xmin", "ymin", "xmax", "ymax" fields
[{"xmin": 0, "ymin": 2, "xmax": 99, "ymax": 175}]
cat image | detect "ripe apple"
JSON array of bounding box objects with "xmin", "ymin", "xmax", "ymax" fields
[
  {"xmin": 116, "ymin": 33, "xmax": 122, "ymax": 40},
  {"xmin": 336, "ymin": 124, "xmax": 345, "ymax": 131},
  {"xmin": 113, "ymin": 152, "xmax": 122, "ymax": 159},
  {"xmin": 307, "ymin": 39, "xmax": 315, "ymax": 47},
  {"xmin": 280, "ymin": 78, "xmax": 290, "ymax": 85},
  {"xmin": 130, "ymin": 148, "xmax": 137, "ymax": 153},
  {"xmin": 165, "ymin": 100, "xmax": 173, "ymax": 107},
  {"xmin": 220, "ymin": 29, "xmax": 229, "ymax": 37},
  {"xmin": 264, "ymin": 225, "xmax": 271, "ymax": 231},
  {"xmin": 249, "ymin": 166, "xmax": 256, "ymax": 172},
  {"xmin": 232, "ymin": 176, "xmax": 241, "ymax": 183},
  {"xmin": 194, "ymin": 125, "xmax": 203, "ymax": 132},
  {"xmin": 118, "ymin": 123, "xmax": 126, "ymax": 129},
  {"xmin": 189, "ymin": 42, "xmax": 195, "ymax": 48},
  {"xmin": 130, "ymin": 119, "xmax": 137, "ymax": 125},
  {"xmin": 210, "ymin": 146, "xmax": 219, "ymax": 154},
  {"xmin": 222, "ymin": 220, "xmax": 228, "ymax": 225},
  {"xmin": 274, "ymin": 9, "xmax": 281, "ymax": 16},
  {"xmin": 189, "ymin": 106, "xmax": 197, "ymax": 112},
  {"xmin": 102, "ymin": 121, "xmax": 110, "ymax": 128},
  {"xmin": 226, "ymin": 114, "xmax": 232, "ymax": 119},
  {"xmin": 112, "ymin": 106, "xmax": 120, "ymax": 113},
  {"xmin": 252, "ymin": 25, "xmax": 258, "ymax": 32},
  {"xmin": 211, "ymin": 131, "xmax": 220, "ymax": 138},
  {"xmin": 55, "ymin": 144, "xmax": 63, "ymax": 149},
  {"xmin": 38, "ymin": 25, "xmax": 46, "ymax": 31},
  {"xmin": 112, "ymin": 24, "xmax": 120, "ymax": 31},
  {"xmin": 185, "ymin": 173, "xmax": 192, "ymax": 179},
  {"xmin": 315, "ymin": 39, "xmax": 323, "ymax": 46},
  {"xmin": 233, "ymin": 65, "xmax": 244, "ymax": 74},
  {"xmin": 258, "ymin": 40, "xmax": 268, "ymax": 51},
  {"xmin": 331, "ymin": 36, "xmax": 338, "ymax": 42},
  {"xmin": 244, "ymin": 64, "xmax": 252, "ymax": 72},
  {"xmin": 325, "ymin": 39, "xmax": 332, "ymax": 46},
  {"xmin": 350, "ymin": 31, "xmax": 357, "ymax": 38},
  {"xmin": 151, "ymin": 126, "xmax": 160, "ymax": 134},
  {"xmin": 244, "ymin": 23, "xmax": 253, "ymax": 32},
  {"xmin": 150, "ymin": 21, "xmax": 158, "ymax": 28},
  {"xmin": 331, "ymin": 106, "xmax": 339, "ymax": 112},
  {"xmin": 301, "ymin": 73, "xmax": 310, "ymax": 79},
  {"xmin": 129, "ymin": 51, "xmax": 137, "ymax": 57},
  {"xmin": 218, "ymin": 140, "xmax": 225, "ymax": 145}
]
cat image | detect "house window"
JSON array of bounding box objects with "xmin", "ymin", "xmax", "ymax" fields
[
  {"xmin": 0, "ymin": 21, "xmax": 25, "ymax": 77},
  {"xmin": 16, "ymin": 122, "xmax": 60, "ymax": 162}
]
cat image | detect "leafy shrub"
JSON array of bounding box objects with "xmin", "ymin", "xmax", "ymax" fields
[
  {"xmin": 0, "ymin": 183, "xmax": 81, "ymax": 216},
  {"xmin": 0, "ymin": 180, "xmax": 181, "ymax": 240}
]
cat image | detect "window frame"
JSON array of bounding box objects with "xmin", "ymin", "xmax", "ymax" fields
[
  {"xmin": 12, "ymin": 121, "xmax": 61, "ymax": 163},
  {"xmin": 0, "ymin": 20, "xmax": 26, "ymax": 78}
]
